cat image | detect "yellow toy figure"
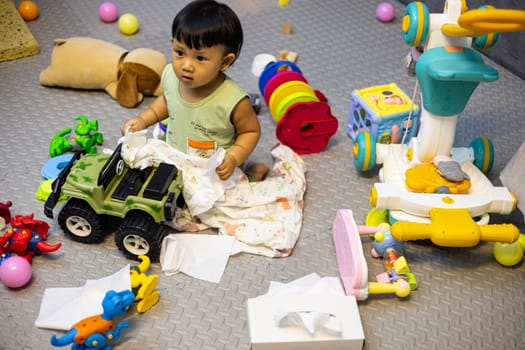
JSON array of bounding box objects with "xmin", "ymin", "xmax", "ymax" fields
[{"xmin": 130, "ymin": 255, "xmax": 160, "ymax": 313}]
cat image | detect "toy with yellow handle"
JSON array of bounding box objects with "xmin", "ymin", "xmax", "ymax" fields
[
  {"xmin": 369, "ymin": 280, "xmax": 411, "ymax": 298},
  {"xmin": 399, "ymin": 1, "xmax": 525, "ymax": 165},
  {"xmin": 458, "ymin": 7, "xmax": 525, "ymax": 35},
  {"xmin": 391, "ymin": 207, "xmax": 520, "ymax": 247},
  {"xmin": 333, "ymin": 209, "xmax": 416, "ymax": 301}
]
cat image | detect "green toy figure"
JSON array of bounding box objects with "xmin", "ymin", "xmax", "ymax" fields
[{"xmin": 48, "ymin": 115, "xmax": 104, "ymax": 157}]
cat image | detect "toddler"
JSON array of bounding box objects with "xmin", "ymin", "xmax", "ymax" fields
[{"xmin": 122, "ymin": 0, "xmax": 267, "ymax": 181}]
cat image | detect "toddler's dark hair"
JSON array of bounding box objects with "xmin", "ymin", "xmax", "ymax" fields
[{"xmin": 172, "ymin": 0, "xmax": 243, "ymax": 63}]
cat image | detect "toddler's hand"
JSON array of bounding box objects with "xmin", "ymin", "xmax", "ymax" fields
[
  {"xmin": 216, "ymin": 153, "xmax": 237, "ymax": 180},
  {"xmin": 121, "ymin": 117, "xmax": 146, "ymax": 135}
]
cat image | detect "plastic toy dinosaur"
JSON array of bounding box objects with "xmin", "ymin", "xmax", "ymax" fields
[
  {"xmin": 49, "ymin": 128, "xmax": 74, "ymax": 157},
  {"xmin": 73, "ymin": 132, "xmax": 103, "ymax": 155},
  {"xmin": 0, "ymin": 200, "xmax": 12, "ymax": 230},
  {"xmin": 130, "ymin": 255, "xmax": 160, "ymax": 313},
  {"xmin": 0, "ymin": 214, "xmax": 61, "ymax": 263},
  {"xmin": 49, "ymin": 115, "xmax": 104, "ymax": 157},
  {"xmin": 50, "ymin": 289, "xmax": 135, "ymax": 350},
  {"xmin": 74, "ymin": 115, "xmax": 99, "ymax": 136},
  {"xmin": 73, "ymin": 115, "xmax": 103, "ymax": 154}
]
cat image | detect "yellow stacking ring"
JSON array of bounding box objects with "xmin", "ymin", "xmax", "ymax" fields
[
  {"xmin": 268, "ymin": 81, "xmax": 315, "ymax": 122},
  {"xmin": 275, "ymin": 91, "xmax": 319, "ymax": 122}
]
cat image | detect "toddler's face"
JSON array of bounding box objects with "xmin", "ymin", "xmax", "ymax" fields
[{"xmin": 171, "ymin": 39, "xmax": 234, "ymax": 91}]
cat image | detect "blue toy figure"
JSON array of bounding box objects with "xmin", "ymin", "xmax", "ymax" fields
[{"xmin": 50, "ymin": 289, "xmax": 134, "ymax": 350}]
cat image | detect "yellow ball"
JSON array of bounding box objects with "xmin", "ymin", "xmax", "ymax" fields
[
  {"xmin": 493, "ymin": 240, "xmax": 524, "ymax": 267},
  {"xmin": 118, "ymin": 13, "xmax": 139, "ymax": 35}
]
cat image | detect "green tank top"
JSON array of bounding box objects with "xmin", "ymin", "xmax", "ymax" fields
[{"xmin": 161, "ymin": 64, "xmax": 248, "ymax": 155}]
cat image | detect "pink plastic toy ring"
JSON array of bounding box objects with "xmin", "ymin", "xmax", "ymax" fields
[{"xmin": 263, "ymin": 70, "xmax": 308, "ymax": 104}]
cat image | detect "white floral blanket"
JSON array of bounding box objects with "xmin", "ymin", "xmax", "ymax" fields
[{"xmin": 120, "ymin": 131, "xmax": 306, "ymax": 257}]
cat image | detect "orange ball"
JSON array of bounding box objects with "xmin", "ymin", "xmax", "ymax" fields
[{"xmin": 18, "ymin": 1, "xmax": 39, "ymax": 21}]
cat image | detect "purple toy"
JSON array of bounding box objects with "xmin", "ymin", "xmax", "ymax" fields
[
  {"xmin": 376, "ymin": 2, "xmax": 395, "ymax": 23},
  {"xmin": 98, "ymin": 2, "xmax": 119, "ymax": 23},
  {"xmin": 0, "ymin": 255, "xmax": 32, "ymax": 288}
]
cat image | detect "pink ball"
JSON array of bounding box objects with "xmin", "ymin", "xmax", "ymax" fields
[
  {"xmin": 98, "ymin": 2, "xmax": 119, "ymax": 23},
  {"xmin": 376, "ymin": 2, "xmax": 395, "ymax": 23},
  {"xmin": 0, "ymin": 256, "xmax": 32, "ymax": 288}
]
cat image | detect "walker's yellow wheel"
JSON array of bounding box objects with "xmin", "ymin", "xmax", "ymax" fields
[
  {"xmin": 402, "ymin": 1, "xmax": 429, "ymax": 47},
  {"xmin": 353, "ymin": 131, "xmax": 376, "ymax": 172},
  {"xmin": 470, "ymin": 136, "xmax": 494, "ymax": 174},
  {"xmin": 366, "ymin": 208, "xmax": 389, "ymax": 226},
  {"xmin": 458, "ymin": 8, "xmax": 525, "ymax": 35}
]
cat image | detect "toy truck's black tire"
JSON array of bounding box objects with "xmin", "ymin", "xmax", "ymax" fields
[
  {"xmin": 115, "ymin": 212, "xmax": 170, "ymax": 262},
  {"xmin": 58, "ymin": 199, "xmax": 106, "ymax": 243}
]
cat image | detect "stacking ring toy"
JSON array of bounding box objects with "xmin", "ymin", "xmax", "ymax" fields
[
  {"xmin": 258, "ymin": 60, "xmax": 302, "ymax": 96},
  {"xmin": 41, "ymin": 154, "xmax": 74, "ymax": 180},
  {"xmin": 263, "ymin": 71, "xmax": 308, "ymax": 104},
  {"xmin": 259, "ymin": 61, "xmax": 338, "ymax": 154},
  {"xmin": 275, "ymin": 91, "xmax": 319, "ymax": 122},
  {"xmin": 268, "ymin": 81, "xmax": 316, "ymax": 120},
  {"xmin": 276, "ymin": 101, "xmax": 338, "ymax": 154}
]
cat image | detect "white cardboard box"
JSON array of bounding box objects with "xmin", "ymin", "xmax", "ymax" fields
[{"xmin": 247, "ymin": 294, "xmax": 364, "ymax": 350}]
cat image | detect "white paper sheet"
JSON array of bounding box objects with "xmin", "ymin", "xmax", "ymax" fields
[
  {"xmin": 160, "ymin": 233, "xmax": 235, "ymax": 283},
  {"xmin": 35, "ymin": 265, "xmax": 131, "ymax": 330}
]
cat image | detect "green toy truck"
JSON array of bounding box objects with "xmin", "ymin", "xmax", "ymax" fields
[{"xmin": 44, "ymin": 143, "xmax": 183, "ymax": 262}]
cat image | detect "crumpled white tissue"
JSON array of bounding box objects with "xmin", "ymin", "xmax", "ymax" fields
[
  {"xmin": 274, "ymin": 309, "xmax": 342, "ymax": 336},
  {"xmin": 160, "ymin": 233, "xmax": 236, "ymax": 283},
  {"xmin": 120, "ymin": 129, "xmax": 240, "ymax": 216},
  {"xmin": 35, "ymin": 265, "xmax": 131, "ymax": 330},
  {"xmin": 263, "ymin": 273, "xmax": 346, "ymax": 336}
]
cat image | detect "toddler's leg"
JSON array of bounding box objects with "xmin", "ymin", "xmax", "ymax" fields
[{"xmin": 244, "ymin": 161, "xmax": 269, "ymax": 181}]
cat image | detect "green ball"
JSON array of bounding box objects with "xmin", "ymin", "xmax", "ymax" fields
[
  {"xmin": 493, "ymin": 240, "xmax": 524, "ymax": 267},
  {"xmin": 118, "ymin": 13, "xmax": 139, "ymax": 35}
]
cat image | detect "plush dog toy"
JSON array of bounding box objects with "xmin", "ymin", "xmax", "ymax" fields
[{"xmin": 39, "ymin": 37, "xmax": 168, "ymax": 108}]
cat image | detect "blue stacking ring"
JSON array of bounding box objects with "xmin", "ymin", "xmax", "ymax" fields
[
  {"xmin": 41, "ymin": 153, "xmax": 74, "ymax": 180},
  {"xmin": 258, "ymin": 60, "xmax": 302, "ymax": 96}
]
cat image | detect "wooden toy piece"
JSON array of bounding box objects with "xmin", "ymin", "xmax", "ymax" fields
[
  {"xmin": 278, "ymin": 50, "xmax": 298, "ymax": 62},
  {"xmin": 282, "ymin": 22, "xmax": 293, "ymax": 34}
]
